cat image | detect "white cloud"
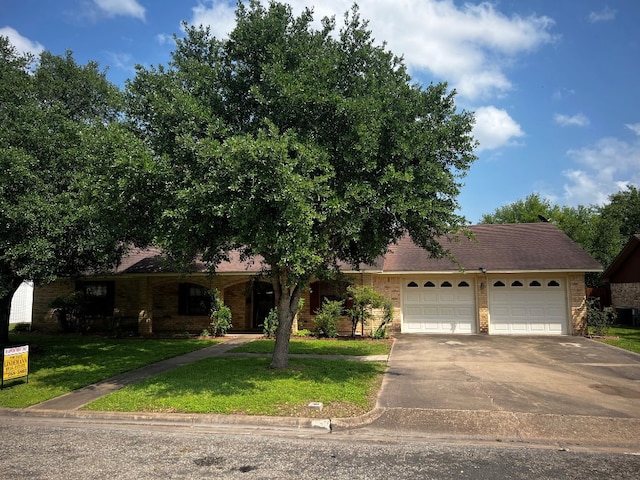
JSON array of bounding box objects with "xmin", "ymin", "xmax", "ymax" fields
[
  {"xmin": 93, "ymin": 0, "xmax": 145, "ymax": 20},
  {"xmin": 552, "ymin": 88, "xmax": 576, "ymax": 101},
  {"xmin": 472, "ymin": 106, "xmax": 525, "ymax": 151},
  {"xmin": 589, "ymin": 7, "xmax": 616, "ymax": 23},
  {"xmin": 105, "ymin": 51, "xmax": 135, "ymax": 72},
  {"xmin": 554, "ymin": 113, "xmax": 590, "ymax": 127},
  {"xmin": 156, "ymin": 33, "xmax": 174, "ymax": 46},
  {"xmin": 562, "ymin": 126, "xmax": 640, "ymax": 205},
  {"xmin": 190, "ymin": 1, "xmax": 237, "ymax": 37},
  {"xmin": 626, "ymin": 123, "xmax": 640, "ymax": 136},
  {"xmin": 188, "ymin": 0, "xmax": 556, "ymax": 101},
  {"xmin": 0, "ymin": 26, "xmax": 44, "ymax": 57}
]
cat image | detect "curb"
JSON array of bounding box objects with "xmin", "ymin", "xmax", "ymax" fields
[
  {"xmin": 0, "ymin": 407, "xmax": 333, "ymax": 433},
  {"xmin": 330, "ymin": 407, "xmax": 386, "ymax": 430},
  {"xmin": 358, "ymin": 407, "xmax": 640, "ymax": 450}
]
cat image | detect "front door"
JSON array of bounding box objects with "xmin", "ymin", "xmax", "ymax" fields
[{"xmin": 252, "ymin": 281, "xmax": 275, "ymax": 329}]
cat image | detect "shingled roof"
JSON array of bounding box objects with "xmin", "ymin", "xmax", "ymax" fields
[
  {"xmin": 112, "ymin": 223, "xmax": 601, "ymax": 275},
  {"xmin": 382, "ymin": 223, "xmax": 602, "ymax": 273}
]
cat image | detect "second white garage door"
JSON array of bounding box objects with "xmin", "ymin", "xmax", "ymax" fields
[
  {"xmin": 489, "ymin": 278, "xmax": 568, "ymax": 335},
  {"xmin": 402, "ymin": 279, "xmax": 476, "ymax": 333}
]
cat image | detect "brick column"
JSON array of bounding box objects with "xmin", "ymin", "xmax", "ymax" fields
[
  {"xmin": 477, "ymin": 276, "xmax": 489, "ymax": 333},
  {"xmin": 137, "ymin": 277, "xmax": 153, "ymax": 337},
  {"xmin": 569, "ymin": 274, "xmax": 587, "ymax": 335}
]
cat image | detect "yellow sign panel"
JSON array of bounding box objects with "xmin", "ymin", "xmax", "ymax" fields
[{"xmin": 3, "ymin": 345, "xmax": 29, "ymax": 381}]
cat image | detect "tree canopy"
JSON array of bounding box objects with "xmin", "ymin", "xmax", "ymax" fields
[
  {"xmin": 126, "ymin": 1, "xmax": 476, "ymax": 368},
  {"xmin": 0, "ymin": 38, "xmax": 157, "ymax": 343}
]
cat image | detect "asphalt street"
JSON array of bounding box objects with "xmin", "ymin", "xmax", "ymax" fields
[{"xmin": 2, "ymin": 414, "xmax": 640, "ymax": 480}]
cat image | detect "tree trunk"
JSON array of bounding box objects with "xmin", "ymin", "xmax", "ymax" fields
[{"xmin": 269, "ymin": 269, "xmax": 303, "ymax": 369}]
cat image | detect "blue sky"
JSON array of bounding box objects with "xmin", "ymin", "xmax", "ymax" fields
[{"xmin": 2, "ymin": 0, "xmax": 639, "ymax": 223}]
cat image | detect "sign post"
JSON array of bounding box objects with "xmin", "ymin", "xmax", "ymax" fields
[{"xmin": 2, "ymin": 345, "xmax": 29, "ymax": 388}]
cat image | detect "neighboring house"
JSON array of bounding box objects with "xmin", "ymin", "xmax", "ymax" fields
[
  {"xmin": 600, "ymin": 234, "xmax": 640, "ymax": 325},
  {"xmin": 32, "ymin": 223, "xmax": 601, "ymax": 336},
  {"xmin": 10, "ymin": 281, "xmax": 34, "ymax": 324}
]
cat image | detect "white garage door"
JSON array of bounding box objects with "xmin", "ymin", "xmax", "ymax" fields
[
  {"xmin": 402, "ymin": 279, "xmax": 476, "ymax": 333},
  {"xmin": 489, "ymin": 278, "xmax": 567, "ymax": 335}
]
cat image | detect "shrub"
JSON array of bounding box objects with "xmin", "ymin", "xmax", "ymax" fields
[
  {"xmin": 346, "ymin": 285, "xmax": 393, "ymax": 338},
  {"xmin": 372, "ymin": 298, "xmax": 394, "ymax": 339},
  {"xmin": 372, "ymin": 325, "xmax": 387, "ymax": 339},
  {"xmin": 586, "ymin": 298, "xmax": 616, "ymax": 337},
  {"xmin": 294, "ymin": 329, "xmax": 313, "ymax": 337},
  {"xmin": 209, "ymin": 289, "xmax": 232, "ymax": 336},
  {"xmin": 314, "ymin": 299, "xmax": 343, "ymax": 338},
  {"xmin": 12, "ymin": 322, "xmax": 31, "ymax": 332},
  {"xmin": 200, "ymin": 329, "xmax": 211, "ymax": 337},
  {"xmin": 50, "ymin": 292, "xmax": 92, "ymax": 334},
  {"xmin": 263, "ymin": 307, "xmax": 279, "ymax": 338}
]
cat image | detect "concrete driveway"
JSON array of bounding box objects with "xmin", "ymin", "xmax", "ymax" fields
[{"xmin": 377, "ymin": 335, "xmax": 640, "ymax": 418}]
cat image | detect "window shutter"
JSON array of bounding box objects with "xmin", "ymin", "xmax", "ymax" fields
[{"xmin": 178, "ymin": 283, "xmax": 188, "ymax": 315}]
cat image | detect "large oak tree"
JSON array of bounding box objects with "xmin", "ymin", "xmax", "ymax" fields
[
  {"xmin": 0, "ymin": 39, "xmax": 157, "ymax": 344},
  {"xmin": 127, "ymin": 1, "xmax": 476, "ymax": 368}
]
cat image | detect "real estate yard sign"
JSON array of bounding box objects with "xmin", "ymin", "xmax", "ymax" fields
[{"xmin": 2, "ymin": 345, "xmax": 29, "ymax": 387}]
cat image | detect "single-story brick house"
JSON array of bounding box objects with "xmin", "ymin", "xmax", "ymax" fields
[
  {"xmin": 600, "ymin": 234, "xmax": 640, "ymax": 324},
  {"xmin": 32, "ymin": 223, "xmax": 602, "ymax": 336}
]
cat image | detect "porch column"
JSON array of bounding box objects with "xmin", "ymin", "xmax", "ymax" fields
[
  {"xmin": 138, "ymin": 277, "xmax": 153, "ymax": 337},
  {"xmin": 477, "ymin": 276, "xmax": 489, "ymax": 333}
]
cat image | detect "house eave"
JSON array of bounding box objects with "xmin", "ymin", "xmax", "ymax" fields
[{"xmin": 379, "ymin": 268, "xmax": 602, "ymax": 275}]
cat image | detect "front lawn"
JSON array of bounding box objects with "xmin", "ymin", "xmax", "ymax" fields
[
  {"xmin": 229, "ymin": 338, "xmax": 392, "ymax": 356},
  {"xmin": 0, "ymin": 334, "xmax": 219, "ymax": 408},
  {"xmin": 85, "ymin": 356, "xmax": 386, "ymax": 418},
  {"xmin": 601, "ymin": 326, "xmax": 640, "ymax": 354}
]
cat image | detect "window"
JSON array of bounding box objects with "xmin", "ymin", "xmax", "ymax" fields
[
  {"xmin": 493, "ymin": 281, "xmax": 506, "ymax": 287},
  {"xmin": 77, "ymin": 281, "xmax": 115, "ymax": 316},
  {"xmin": 424, "ymin": 281, "xmax": 436, "ymax": 287},
  {"xmin": 178, "ymin": 283, "xmax": 211, "ymax": 316},
  {"xmin": 309, "ymin": 281, "xmax": 348, "ymax": 314},
  {"xmin": 441, "ymin": 281, "xmax": 452, "ymax": 287},
  {"xmin": 458, "ymin": 281, "xmax": 470, "ymax": 287},
  {"xmin": 511, "ymin": 281, "xmax": 523, "ymax": 287},
  {"xmin": 529, "ymin": 280, "xmax": 542, "ymax": 287},
  {"xmin": 407, "ymin": 281, "xmax": 419, "ymax": 288},
  {"xmin": 548, "ymin": 280, "xmax": 560, "ymax": 287}
]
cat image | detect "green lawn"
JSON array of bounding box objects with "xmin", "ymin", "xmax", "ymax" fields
[
  {"xmin": 0, "ymin": 334, "xmax": 219, "ymax": 408},
  {"xmin": 230, "ymin": 338, "xmax": 392, "ymax": 356},
  {"xmin": 1, "ymin": 335, "xmax": 389, "ymax": 416},
  {"xmin": 601, "ymin": 326, "xmax": 640, "ymax": 354},
  {"xmin": 85, "ymin": 357, "xmax": 386, "ymax": 418}
]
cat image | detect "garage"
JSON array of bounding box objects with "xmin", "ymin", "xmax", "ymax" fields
[
  {"xmin": 488, "ymin": 278, "xmax": 568, "ymax": 334},
  {"xmin": 402, "ymin": 278, "xmax": 476, "ymax": 333}
]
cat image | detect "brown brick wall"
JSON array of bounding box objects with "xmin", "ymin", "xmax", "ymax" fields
[
  {"xmin": 372, "ymin": 275, "xmax": 401, "ymax": 334},
  {"xmin": 224, "ymin": 281, "xmax": 250, "ymax": 331},
  {"xmin": 32, "ymin": 280, "xmax": 75, "ymax": 332},
  {"xmin": 611, "ymin": 283, "xmax": 640, "ymax": 310},
  {"xmin": 569, "ymin": 274, "xmax": 587, "ymax": 335}
]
